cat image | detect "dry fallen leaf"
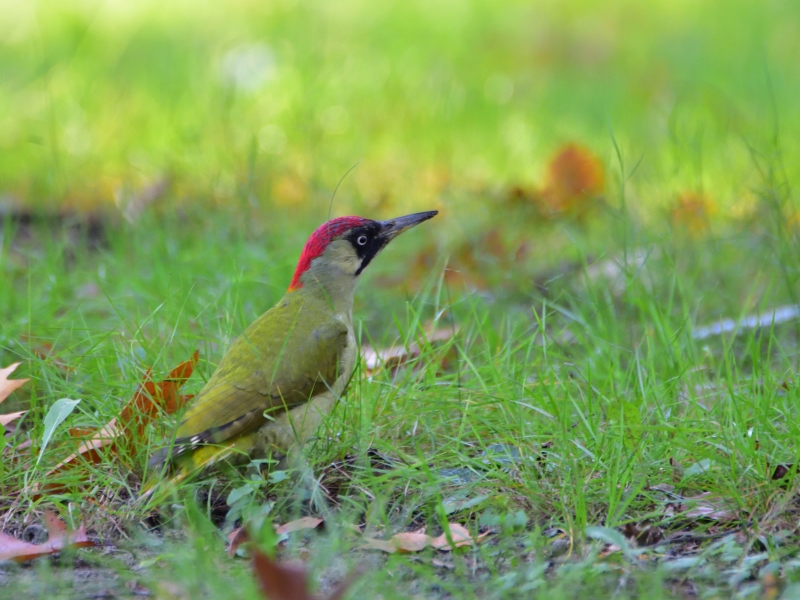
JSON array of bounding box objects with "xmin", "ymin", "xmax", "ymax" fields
[
  {"xmin": 252, "ymin": 549, "xmax": 353, "ymax": 600},
  {"xmin": 228, "ymin": 527, "xmax": 250, "ymax": 558},
  {"xmin": 275, "ymin": 517, "xmax": 323, "ymax": 536},
  {"xmin": 0, "ymin": 363, "xmax": 29, "ymax": 427},
  {"xmin": 772, "ymin": 464, "xmax": 794, "ymax": 480},
  {"xmin": 361, "ymin": 326, "xmax": 457, "ymax": 377},
  {"xmin": 0, "ymin": 510, "xmax": 94, "ymax": 562},
  {"xmin": 430, "ymin": 523, "xmax": 480, "ymax": 550},
  {"xmin": 229, "ymin": 518, "xmax": 323, "ymax": 559},
  {"xmin": 41, "ymin": 352, "xmax": 198, "ymax": 488},
  {"xmin": 361, "ymin": 522, "xmax": 489, "ymax": 554}
]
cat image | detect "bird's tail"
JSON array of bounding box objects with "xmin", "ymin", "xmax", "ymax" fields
[{"xmin": 138, "ymin": 437, "xmax": 253, "ymax": 503}]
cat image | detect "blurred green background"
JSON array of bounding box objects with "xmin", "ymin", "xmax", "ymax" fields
[{"xmin": 1, "ymin": 0, "xmax": 797, "ymax": 224}]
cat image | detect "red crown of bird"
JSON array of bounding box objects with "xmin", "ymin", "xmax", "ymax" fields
[{"xmin": 288, "ymin": 216, "xmax": 370, "ymax": 291}]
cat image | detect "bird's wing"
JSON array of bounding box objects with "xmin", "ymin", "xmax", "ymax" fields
[{"xmin": 163, "ymin": 296, "xmax": 349, "ymax": 458}]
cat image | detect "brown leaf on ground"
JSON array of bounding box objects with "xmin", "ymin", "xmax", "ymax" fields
[
  {"xmin": 0, "ymin": 363, "xmax": 29, "ymax": 403},
  {"xmin": 0, "ymin": 363, "xmax": 29, "ymax": 427},
  {"xmin": 228, "ymin": 527, "xmax": 250, "ymax": 558},
  {"xmin": 430, "ymin": 523, "xmax": 486, "ymax": 550},
  {"xmin": 0, "ymin": 411, "xmax": 26, "ymax": 427},
  {"xmin": 541, "ymin": 144, "xmax": 605, "ymax": 218},
  {"xmin": 772, "ymin": 464, "xmax": 794, "ymax": 480},
  {"xmin": 361, "ymin": 326, "xmax": 457, "ymax": 377},
  {"xmin": 390, "ymin": 532, "xmax": 432, "ymax": 553},
  {"xmin": 252, "ymin": 549, "xmax": 353, "ymax": 600},
  {"xmin": 771, "ymin": 463, "xmax": 795, "ymax": 487},
  {"xmin": 0, "ymin": 510, "xmax": 95, "ymax": 562},
  {"xmin": 275, "ymin": 517, "xmax": 323, "ymax": 535},
  {"xmin": 361, "ymin": 523, "xmax": 488, "ymax": 554},
  {"xmin": 42, "ymin": 352, "xmax": 198, "ymax": 486}
]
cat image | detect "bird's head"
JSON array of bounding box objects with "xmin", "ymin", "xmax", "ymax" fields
[{"xmin": 288, "ymin": 211, "xmax": 438, "ymax": 295}]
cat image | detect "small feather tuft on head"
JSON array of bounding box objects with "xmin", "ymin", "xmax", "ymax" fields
[{"xmin": 288, "ymin": 216, "xmax": 370, "ymax": 290}]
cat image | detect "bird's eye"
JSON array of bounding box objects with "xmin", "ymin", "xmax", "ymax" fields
[{"xmin": 357, "ymin": 235, "xmax": 368, "ymax": 246}]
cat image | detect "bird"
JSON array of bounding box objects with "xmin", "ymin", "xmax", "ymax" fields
[{"xmin": 145, "ymin": 210, "xmax": 438, "ymax": 490}]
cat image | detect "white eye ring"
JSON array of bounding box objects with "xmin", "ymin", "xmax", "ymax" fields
[{"xmin": 357, "ymin": 235, "xmax": 368, "ymax": 246}]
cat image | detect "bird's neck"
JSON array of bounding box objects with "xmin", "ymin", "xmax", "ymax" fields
[{"xmin": 295, "ymin": 262, "xmax": 357, "ymax": 320}]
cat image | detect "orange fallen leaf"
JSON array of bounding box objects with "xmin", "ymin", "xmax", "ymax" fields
[
  {"xmin": 253, "ymin": 549, "xmax": 353, "ymax": 600},
  {"xmin": 0, "ymin": 510, "xmax": 95, "ymax": 562},
  {"xmin": 43, "ymin": 352, "xmax": 198, "ymax": 484},
  {"xmin": 67, "ymin": 427, "xmax": 97, "ymax": 438}
]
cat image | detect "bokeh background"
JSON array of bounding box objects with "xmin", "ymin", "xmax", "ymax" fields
[
  {"xmin": 2, "ymin": 0, "xmax": 800, "ymax": 340},
  {"xmin": 2, "ymin": 0, "xmax": 797, "ymax": 219}
]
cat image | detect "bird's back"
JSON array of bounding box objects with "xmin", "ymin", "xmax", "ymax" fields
[{"xmin": 156, "ymin": 290, "xmax": 353, "ymax": 464}]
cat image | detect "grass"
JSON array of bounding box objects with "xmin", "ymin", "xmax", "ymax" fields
[
  {"xmin": 3, "ymin": 0, "xmax": 800, "ymax": 598},
  {"xmin": 4, "ymin": 190, "xmax": 800, "ymax": 598}
]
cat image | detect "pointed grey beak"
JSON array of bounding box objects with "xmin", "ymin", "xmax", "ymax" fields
[{"xmin": 378, "ymin": 210, "xmax": 438, "ymax": 242}]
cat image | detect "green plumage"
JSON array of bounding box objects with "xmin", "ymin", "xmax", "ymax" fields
[
  {"xmin": 146, "ymin": 289, "xmax": 353, "ymax": 485},
  {"xmin": 177, "ymin": 291, "xmax": 348, "ymax": 445},
  {"xmin": 142, "ymin": 210, "xmax": 437, "ymax": 495}
]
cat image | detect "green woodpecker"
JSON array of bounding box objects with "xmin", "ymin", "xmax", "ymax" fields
[{"xmin": 147, "ymin": 211, "xmax": 437, "ymax": 485}]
